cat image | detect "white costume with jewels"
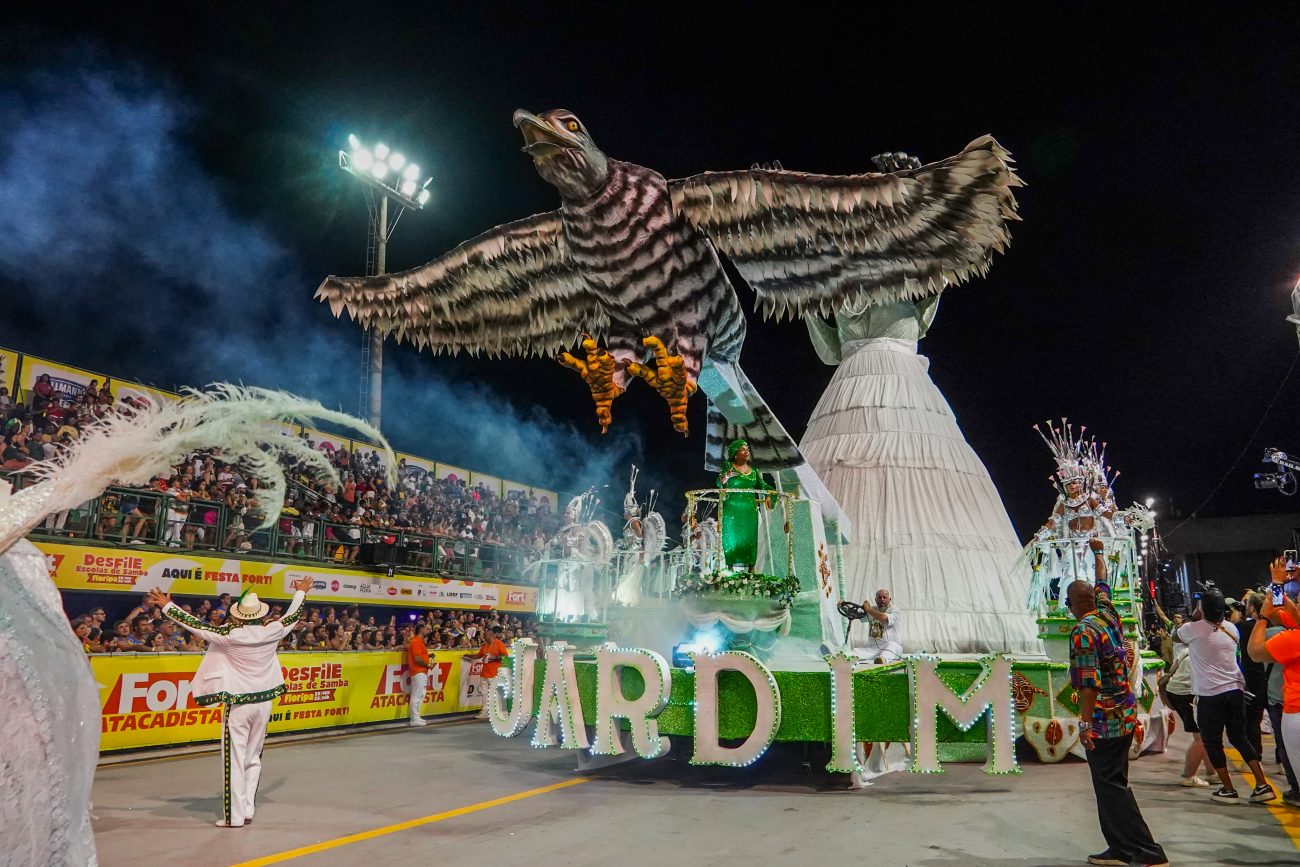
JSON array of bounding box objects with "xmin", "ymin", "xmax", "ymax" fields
[
  {"xmin": 613, "ymin": 465, "xmax": 668, "ymax": 606},
  {"xmin": 801, "ymin": 299, "xmax": 1043, "ymax": 656},
  {"xmin": 1023, "ymin": 422, "xmax": 1143, "ymax": 606},
  {"xmin": 0, "ymin": 385, "xmax": 394, "ymax": 862},
  {"xmin": 162, "ymin": 591, "xmax": 305, "ymax": 826}
]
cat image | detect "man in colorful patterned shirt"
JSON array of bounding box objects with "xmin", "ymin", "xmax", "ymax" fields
[
  {"xmin": 1066, "ymin": 579, "xmax": 1167, "ymax": 867},
  {"xmin": 148, "ymin": 577, "xmax": 313, "ymax": 828}
]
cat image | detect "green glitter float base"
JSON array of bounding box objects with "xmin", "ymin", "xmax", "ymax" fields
[{"xmin": 530, "ymin": 658, "xmax": 1080, "ymax": 744}]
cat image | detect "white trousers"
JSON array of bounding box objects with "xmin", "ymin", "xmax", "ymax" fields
[
  {"xmin": 408, "ymin": 672, "xmax": 428, "ymax": 723},
  {"xmin": 165, "ymin": 510, "xmax": 186, "ymax": 542},
  {"xmin": 1283, "ymin": 712, "xmax": 1300, "ymax": 786},
  {"xmin": 222, "ymin": 701, "xmax": 272, "ymax": 825},
  {"xmin": 860, "ymin": 639, "xmax": 902, "ymax": 663}
]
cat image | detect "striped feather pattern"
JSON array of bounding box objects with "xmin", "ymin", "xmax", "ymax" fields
[
  {"xmin": 703, "ymin": 366, "xmax": 803, "ymax": 471},
  {"xmin": 561, "ymin": 160, "xmax": 742, "ymax": 370},
  {"xmin": 669, "ymin": 135, "xmax": 1022, "ymax": 321},
  {"xmin": 313, "ymin": 127, "xmax": 1018, "ymax": 473},
  {"xmin": 314, "ymin": 211, "xmax": 607, "ymax": 357}
]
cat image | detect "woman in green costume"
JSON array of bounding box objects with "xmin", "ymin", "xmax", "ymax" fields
[{"xmin": 717, "ymin": 439, "xmax": 775, "ymax": 571}]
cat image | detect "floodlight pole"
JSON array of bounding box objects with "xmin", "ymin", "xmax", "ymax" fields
[
  {"xmin": 368, "ymin": 194, "xmax": 388, "ymax": 431},
  {"xmin": 339, "ymin": 137, "xmax": 430, "ymax": 431}
]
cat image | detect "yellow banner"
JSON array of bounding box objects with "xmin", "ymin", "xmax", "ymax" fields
[
  {"xmin": 397, "ymin": 453, "xmax": 434, "ymax": 473},
  {"xmin": 34, "ymin": 541, "xmax": 537, "ymax": 612},
  {"xmin": 93, "ymin": 649, "xmax": 472, "ymax": 751},
  {"xmin": 470, "ymin": 472, "xmax": 503, "ymax": 497},
  {"xmin": 0, "ymin": 347, "xmax": 18, "ymax": 396},
  {"xmin": 437, "ymin": 463, "xmax": 469, "ymax": 484},
  {"xmin": 487, "ymin": 479, "xmax": 558, "ymax": 512},
  {"xmin": 350, "ymin": 440, "xmax": 386, "ymax": 467},
  {"xmin": 19, "ymin": 354, "xmax": 108, "ymax": 402},
  {"xmin": 109, "ymin": 379, "xmax": 180, "ymax": 408},
  {"xmin": 267, "ymin": 420, "xmax": 302, "ymax": 440},
  {"xmin": 300, "ymin": 427, "xmax": 350, "ymax": 455}
]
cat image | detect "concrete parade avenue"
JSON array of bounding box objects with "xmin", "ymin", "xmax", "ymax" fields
[{"xmin": 91, "ymin": 717, "xmax": 1300, "ymax": 866}]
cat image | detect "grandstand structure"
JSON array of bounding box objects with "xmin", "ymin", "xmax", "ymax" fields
[{"xmin": 1, "ymin": 345, "xmax": 559, "ymax": 601}]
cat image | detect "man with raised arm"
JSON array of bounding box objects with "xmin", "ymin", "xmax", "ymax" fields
[
  {"xmin": 1066, "ymin": 578, "xmax": 1168, "ymax": 867},
  {"xmin": 146, "ymin": 576, "xmax": 313, "ymax": 828}
]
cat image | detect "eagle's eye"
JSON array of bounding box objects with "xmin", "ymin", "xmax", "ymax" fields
[{"xmin": 566, "ymin": 120, "xmax": 580, "ymax": 132}]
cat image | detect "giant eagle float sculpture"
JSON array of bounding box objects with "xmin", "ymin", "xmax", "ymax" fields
[{"xmin": 317, "ymin": 109, "xmax": 1020, "ymax": 487}]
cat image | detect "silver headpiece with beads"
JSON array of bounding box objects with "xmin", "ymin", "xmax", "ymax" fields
[
  {"xmin": 623, "ymin": 464, "xmax": 642, "ymax": 520},
  {"xmin": 1034, "ymin": 419, "xmax": 1088, "ymax": 488}
]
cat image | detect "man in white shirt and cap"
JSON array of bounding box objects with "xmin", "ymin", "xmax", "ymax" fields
[{"xmin": 147, "ymin": 576, "xmax": 313, "ymax": 827}]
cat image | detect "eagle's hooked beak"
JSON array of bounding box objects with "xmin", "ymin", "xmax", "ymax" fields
[{"xmin": 513, "ymin": 109, "xmax": 578, "ymax": 158}]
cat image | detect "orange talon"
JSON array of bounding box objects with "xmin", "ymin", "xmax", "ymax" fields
[
  {"xmin": 559, "ymin": 337, "xmax": 623, "ymax": 433},
  {"xmin": 627, "ymin": 335, "xmax": 697, "ymax": 435}
]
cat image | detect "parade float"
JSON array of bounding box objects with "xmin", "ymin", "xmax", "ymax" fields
[{"xmin": 319, "ymin": 109, "xmax": 1169, "ymax": 780}]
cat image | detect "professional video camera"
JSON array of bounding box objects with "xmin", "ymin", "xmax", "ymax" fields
[{"xmin": 1254, "ymin": 448, "xmax": 1299, "ymax": 496}]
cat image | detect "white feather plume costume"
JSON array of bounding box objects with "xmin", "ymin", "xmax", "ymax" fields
[{"xmin": 0, "ymin": 385, "xmax": 393, "ymax": 866}]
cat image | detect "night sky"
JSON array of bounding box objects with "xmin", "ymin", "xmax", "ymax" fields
[{"xmin": 3, "ymin": 5, "xmax": 1300, "ymax": 538}]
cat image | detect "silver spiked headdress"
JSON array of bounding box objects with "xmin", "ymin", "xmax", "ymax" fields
[
  {"xmin": 1083, "ymin": 437, "xmax": 1118, "ymax": 496},
  {"xmin": 1033, "ymin": 419, "xmax": 1088, "ymax": 488},
  {"xmin": 623, "ymin": 464, "xmax": 642, "ymax": 519}
]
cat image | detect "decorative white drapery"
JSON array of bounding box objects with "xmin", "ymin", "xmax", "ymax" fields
[{"xmin": 801, "ymin": 337, "xmax": 1043, "ymax": 656}]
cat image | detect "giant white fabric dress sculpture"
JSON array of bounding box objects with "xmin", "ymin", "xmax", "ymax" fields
[
  {"xmin": 801, "ymin": 299, "xmax": 1042, "ymax": 656},
  {"xmin": 0, "ymin": 386, "xmax": 393, "ymax": 866}
]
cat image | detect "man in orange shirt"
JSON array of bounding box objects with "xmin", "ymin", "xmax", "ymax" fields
[
  {"xmin": 1248, "ymin": 557, "xmax": 1300, "ymax": 797},
  {"xmin": 407, "ymin": 621, "xmax": 431, "ymax": 727},
  {"xmin": 474, "ymin": 626, "xmax": 509, "ymax": 719}
]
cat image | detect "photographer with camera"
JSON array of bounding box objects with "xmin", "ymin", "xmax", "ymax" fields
[
  {"xmin": 1174, "ymin": 590, "xmax": 1276, "ymax": 804},
  {"xmin": 1247, "ymin": 556, "xmax": 1300, "ymax": 807}
]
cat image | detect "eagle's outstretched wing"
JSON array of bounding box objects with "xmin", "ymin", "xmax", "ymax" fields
[
  {"xmin": 669, "ymin": 136, "xmax": 1021, "ymax": 321},
  {"xmin": 315, "ymin": 211, "xmax": 606, "ymax": 357}
]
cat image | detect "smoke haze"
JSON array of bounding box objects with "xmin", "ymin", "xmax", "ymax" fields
[{"xmin": 0, "ymin": 60, "xmax": 643, "ymax": 497}]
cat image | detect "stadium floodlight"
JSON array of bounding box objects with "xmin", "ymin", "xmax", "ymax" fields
[
  {"xmin": 337, "ymin": 133, "xmax": 434, "ymax": 430},
  {"xmin": 338, "ymin": 134, "xmax": 432, "ymax": 211}
]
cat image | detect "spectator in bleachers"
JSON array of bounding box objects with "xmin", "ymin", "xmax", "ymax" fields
[{"xmin": 30, "ymin": 373, "xmax": 55, "ymax": 412}]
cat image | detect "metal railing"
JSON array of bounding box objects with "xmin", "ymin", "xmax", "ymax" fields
[{"xmin": 13, "ymin": 475, "xmax": 540, "ymax": 586}]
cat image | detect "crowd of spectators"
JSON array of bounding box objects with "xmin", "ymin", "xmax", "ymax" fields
[
  {"xmin": 2, "ymin": 375, "xmax": 562, "ymax": 581},
  {"xmin": 2, "ymin": 375, "xmax": 132, "ymax": 470},
  {"xmin": 67, "ymin": 593, "xmax": 537, "ymax": 656},
  {"xmin": 1148, "ymin": 563, "xmax": 1300, "ymax": 810}
]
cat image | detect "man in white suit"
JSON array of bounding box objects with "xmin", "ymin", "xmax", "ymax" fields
[{"xmin": 147, "ymin": 576, "xmax": 312, "ymax": 827}]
